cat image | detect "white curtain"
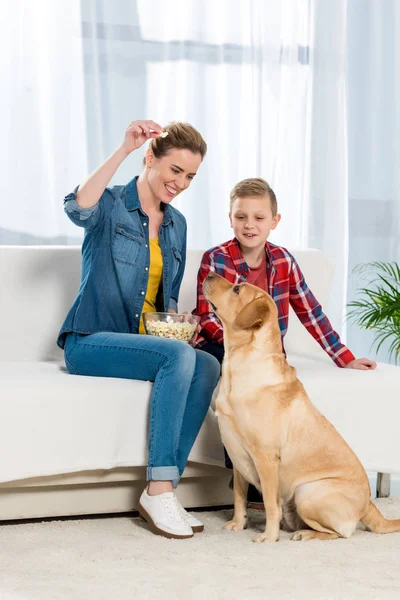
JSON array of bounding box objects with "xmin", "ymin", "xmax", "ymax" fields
[
  {"xmin": 1, "ymin": 0, "xmax": 377, "ymax": 346},
  {"xmin": 80, "ymin": 0, "xmax": 317, "ymax": 252},
  {"xmin": 346, "ymin": 0, "xmax": 400, "ymax": 362},
  {"xmin": 308, "ymin": 0, "xmax": 349, "ymax": 332},
  {"xmin": 0, "ymin": 0, "xmax": 88, "ymax": 245}
]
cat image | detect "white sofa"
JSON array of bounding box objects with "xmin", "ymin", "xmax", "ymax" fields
[{"xmin": 1, "ymin": 246, "xmax": 399, "ymax": 521}]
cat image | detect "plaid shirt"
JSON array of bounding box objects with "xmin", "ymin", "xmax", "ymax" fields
[{"xmin": 192, "ymin": 238, "xmax": 355, "ymax": 368}]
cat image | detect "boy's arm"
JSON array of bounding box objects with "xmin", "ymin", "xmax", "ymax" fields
[
  {"xmin": 194, "ymin": 252, "xmax": 224, "ymax": 344},
  {"xmin": 288, "ymin": 256, "xmax": 355, "ymax": 367}
]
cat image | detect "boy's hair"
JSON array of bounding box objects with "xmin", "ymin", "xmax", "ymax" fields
[
  {"xmin": 144, "ymin": 121, "xmax": 207, "ymax": 165},
  {"xmin": 229, "ymin": 178, "xmax": 278, "ymax": 216}
]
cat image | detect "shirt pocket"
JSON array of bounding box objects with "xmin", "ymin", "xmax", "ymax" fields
[
  {"xmin": 171, "ymin": 247, "xmax": 182, "ymax": 279},
  {"xmin": 113, "ymin": 223, "xmax": 143, "ymax": 266}
]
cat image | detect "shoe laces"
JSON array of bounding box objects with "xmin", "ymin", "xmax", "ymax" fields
[
  {"xmin": 177, "ymin": 502, "xmax": 190, "ymax": 520},
  {"xmin": 161, "ymin": 494, "xmax": 186, "ymax": 523}
]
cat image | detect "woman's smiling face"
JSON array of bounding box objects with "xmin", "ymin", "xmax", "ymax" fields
[{"xmin": 147, "ymin": 148, "xmax": 202, "ymax": 204}]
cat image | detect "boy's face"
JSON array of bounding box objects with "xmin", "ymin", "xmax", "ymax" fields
[{"xmin": 229, "ymin": 194, "xmax": 281, "ymax": 251}]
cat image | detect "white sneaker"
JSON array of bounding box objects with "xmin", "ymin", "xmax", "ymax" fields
[
  {"xmin": 138, "ymin": 489, "xmax": 194, "ymax": 539},
  {"xmin": 177, "ymin": 503, "xmax": 204, "ymax": 533}
]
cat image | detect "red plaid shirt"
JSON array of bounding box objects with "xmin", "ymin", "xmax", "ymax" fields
[{"xmin": 192, "ymin": 238, "xmax": 355, "ymax": 367}]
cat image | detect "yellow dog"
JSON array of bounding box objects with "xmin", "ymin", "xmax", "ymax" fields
[{"xmin": 204, "ymin": 272, "xmax": 400, "ymax": 542}]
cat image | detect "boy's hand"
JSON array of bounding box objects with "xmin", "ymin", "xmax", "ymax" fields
[
  {"xmin": 344, "ymin": 358, "xmax": 377, "ymax": 370},
  {"xmin": 168, "ymin": 309, "xmax": 201, "ymax": 333}
]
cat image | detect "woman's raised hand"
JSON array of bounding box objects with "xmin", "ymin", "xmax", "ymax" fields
[
  {"xmin": 76, "ymin": 120, "xmax": 163, "ymax": 209},
  {"xmin": 121, "ymin": 120, "xmax": 163, "ymax": 154}
]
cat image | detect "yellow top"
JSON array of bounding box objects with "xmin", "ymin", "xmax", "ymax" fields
[{"xmin": 139, "ymin": 237, "xmax": 163, "ymax": 334}]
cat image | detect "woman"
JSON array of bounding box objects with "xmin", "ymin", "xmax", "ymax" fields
[{"xmin": 57, "ymin": 120, "xmax": 220, "ymax": 540}]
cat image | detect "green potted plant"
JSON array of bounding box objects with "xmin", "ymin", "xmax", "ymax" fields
[{"xmin": 347, "ymin": 262, "xmax": 400, "ymax": 363}]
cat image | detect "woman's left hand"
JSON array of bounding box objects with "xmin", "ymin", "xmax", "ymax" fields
[{"xmin": 344, "ymin": 358, "xmax": 377, "ymax": 370}]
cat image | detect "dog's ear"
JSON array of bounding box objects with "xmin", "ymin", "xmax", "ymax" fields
[{"xmin": 234, "ymin": 296, "xmax": 270, "ymax": 330}]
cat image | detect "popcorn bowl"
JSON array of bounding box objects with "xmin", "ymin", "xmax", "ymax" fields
[{"xmin": 143, "ymin": 312, "xmax": 200, "ymax": 343}]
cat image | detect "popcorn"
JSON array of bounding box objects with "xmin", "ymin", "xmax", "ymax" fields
[
  {"xmin": 145, "ymin": 320, "xmax": 196, "ymax": 342},
  {"xmin": 159, "ymin": 131, "xmax": 169, "ymax": 138}
]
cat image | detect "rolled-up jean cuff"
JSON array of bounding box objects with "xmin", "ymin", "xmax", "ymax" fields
[{"xmin": 147, "ymin": 466, "xmax": 180, "ymax": 488}]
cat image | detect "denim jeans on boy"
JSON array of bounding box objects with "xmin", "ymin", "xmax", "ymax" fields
[{"xmin": 64, "ymin": 332, "xmax": 220, "ymax": 488}]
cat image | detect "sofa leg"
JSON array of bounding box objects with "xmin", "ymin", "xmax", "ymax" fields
[{"xmin": 376, "ymin": 472, "xmax": 391, "ymax": 498}]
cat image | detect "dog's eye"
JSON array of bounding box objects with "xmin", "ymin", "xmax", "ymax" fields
[{"xmin": 233, "ymin": 285, "xmax": 240, "ymax": 295}]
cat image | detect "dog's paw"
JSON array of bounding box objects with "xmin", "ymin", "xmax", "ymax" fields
[
  {"xmin": 290, "ymin": 530, "xmax": 314, "ymax": 541},
  {"xmin": 252, "ymin": 532, "xmax": 279, "ymax": 543},
  {"xmin": 224, "ymin": 519, "xmax": 247, "ymax": 531}
]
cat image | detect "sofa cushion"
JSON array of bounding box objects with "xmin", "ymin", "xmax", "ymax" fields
[
  {"xmin": 0, "ymin": 246, "xmax": 334, "ymax": 362},
  {"xmin": 2, "ymin": 357, "xmax": 399, "ymax": 484},
  {"xmin": 290, "ymin": 354, "xmax": 400, "ymax": 475},
  {"xmin": 0, "ymin": 362, "xmax": 225, "ymax": 484}
]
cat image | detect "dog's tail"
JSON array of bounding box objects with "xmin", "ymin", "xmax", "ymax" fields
[{"xmin": 361, "ymin": 500, "xmax": 400, "ymax": 534}]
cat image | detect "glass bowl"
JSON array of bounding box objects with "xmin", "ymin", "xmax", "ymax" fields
[{"xmin": 143, "ymin": 312, "xmax": 200, "ymax": 343}]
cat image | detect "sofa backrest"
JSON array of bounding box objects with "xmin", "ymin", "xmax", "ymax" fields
[{"xmin": 0, "ymin": 246, "xmax": 334, "ymax": 362}]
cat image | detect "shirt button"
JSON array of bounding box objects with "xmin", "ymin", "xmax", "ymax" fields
[
  {"xmin": 145, "ymin": 267, "xmax": 148, "ymax": 271},
  {"xmin": 143, "ymin": 222, "xmax": 147, "ymax": 226},
  {"xmin": 145, "ymin": 244, "xmax": 148, "ymax": 248},
  {"xmin": 135, "ymin": 314, "xmax": 139, "ymax": 318},
  {"xmin": 141, "ymin": 291, "xmax": 145, "ymax": 295}
]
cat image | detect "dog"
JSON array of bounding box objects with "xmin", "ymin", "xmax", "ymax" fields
[{"xmin": 203, "ymin": 272, "xmax": 400, "ymax": 542}]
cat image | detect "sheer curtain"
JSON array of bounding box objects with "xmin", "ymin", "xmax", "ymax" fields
[
  {"xmin": 80, "ymin": 0, "xmax": 315, "ymax": 251},
  {"xmin": 346, "ymin": 0, "xmax": 400, "ymax": 362},
  {"xmin": 2, "ymin": 0, "xmax": 351, "ymax": 338},
  {"xmin": 0, "ymin": 0, "xmax": 88, "ymax": 245},
  {"xmin": 308, "ymin": 1, "xmax": 349, "ymax": 332}
]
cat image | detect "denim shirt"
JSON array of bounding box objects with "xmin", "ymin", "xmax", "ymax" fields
[{"xmin": 57, "ymin": 176, "xmax": 187, "ymax": 349}]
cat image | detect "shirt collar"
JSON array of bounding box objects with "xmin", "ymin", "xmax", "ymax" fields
[
  {"xmin": 125, "ymin": 176, "xmax": 174, "ymax": 225},
  {"xmin": 228, "ymin": 238, "xmax": 272, "ymax": 273}
]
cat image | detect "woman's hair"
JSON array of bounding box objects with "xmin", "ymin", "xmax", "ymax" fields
[
  {"xmin": 229, "ymin": 177, "xmax": 278, "ymax": 216},
  {"xmin": 144, "ymin": 121, "xmax": 207, "ymax": 165}
]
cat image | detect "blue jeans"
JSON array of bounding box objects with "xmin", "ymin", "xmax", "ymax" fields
[{"xmin": 64, "ymin": 332, "xmax": 220, "ymax": 488}]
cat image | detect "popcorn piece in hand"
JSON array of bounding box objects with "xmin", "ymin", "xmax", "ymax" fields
[{"xmin": 159, "ymin": 131, "xmax": 169, "ymax": 138}]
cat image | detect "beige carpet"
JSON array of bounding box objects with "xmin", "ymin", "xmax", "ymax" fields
[{"xmin": 1, "ymin": 498, "xmax": 400, "ymax": 600}]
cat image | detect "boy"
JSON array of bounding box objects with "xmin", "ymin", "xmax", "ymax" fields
[{"xmin": 193, "ymin": 177, "xmax": 376, "ymax": 507}]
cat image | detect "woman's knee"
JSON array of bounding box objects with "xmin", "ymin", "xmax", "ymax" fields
[
  {"xmin": 195, "ymin": 349, "xmax": 221, "ymax": 386},
  {"xmin": 163, "ymin": 339, "xmax": 197, "ymax": 377}
]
